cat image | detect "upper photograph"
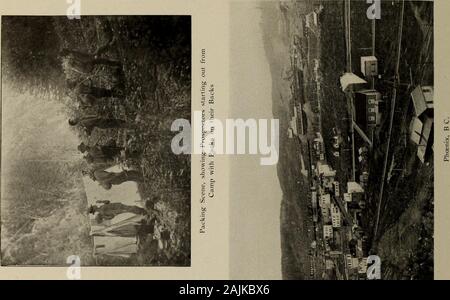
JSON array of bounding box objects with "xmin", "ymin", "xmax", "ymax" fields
[
  {"xmin": 1, "ymin": 16, "xmax": 191, "ymax": 266},
  {"xmin": 257, "ymin": 0, "xmax": 433, "ymax": 279}
]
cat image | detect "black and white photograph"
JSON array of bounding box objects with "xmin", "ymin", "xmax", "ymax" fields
[
  {"xmin": 1, "ymin": 15, "xmax": 191, "ymax": 266},
  {"xmin": 260, "ymin": 0, "xmax": 434, "ymax": 279}
]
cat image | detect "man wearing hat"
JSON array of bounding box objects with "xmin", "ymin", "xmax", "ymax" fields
[
  {"xmin": 60, "ymin": 36, "xmax": 121, "ymax": 75},
  {"xmin": 68, "ymin": 116, "xmax": 129, "ymax": 136},
  {"xmin": 78, "ymin": 141, "xmax": 123, "ymax": 162},
  {"xmin": 83, "ymin": 169, "xmax": 144, "ymax": 190},
  {"xmin": 89, "ymin": 201, "xmax": 147, "ymax": 224}
]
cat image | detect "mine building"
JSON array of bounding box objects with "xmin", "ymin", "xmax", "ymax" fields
[
  {"xmin": 361, "ymin": 56, "xmax": 378, "ymax": 77},
  {"xmin": 340, "ymin": 73, "xmax": 367, "ymax": 93},
  {"xmin": 354, "ymin": 89, "xmax": 382, "ymax": 132}
]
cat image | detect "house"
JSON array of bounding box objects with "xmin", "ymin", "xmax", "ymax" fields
[
  {"xmin": 311, "ymin": 191, "xmax": 319, "ymax": 222},
  {"xmin": 320, "ymin": 194, "xmax": 331, "ymax": 223},
  {"xmin": 323, "ymin": 225, "xmax": 333, "ymax": 240},
  {"xmin": 325, "ymin": 259, "xmax": 334, "ymax": 270},
  {"xmin": 330, "ymin": 250, "xmax": 343, "ymax": 257},
  {"xmin": 410, "ymin": 85, "xmax": 434, "ymax": 163},
  {"xmin": 340, "ymin": 73, "xmax": 367, "ymax": 93},
  {"xmin": 417, "ymin": 116, "xmax": 433, "ymax": 163},
  {"xmin": 305, "ymin": 11, "xmax": 319, "ymax": 35},
  {"xmin": 357, "ymin": 239, "xmax": 365, "ymax": 257},
  {"xmin": 321, "ymin": 206, "xmax": 331, "ymax": 223},
  {"xmin": 289, "ymin": 108, "xmax": 298, "ymax": 136},
  {"xmin": 344, "ymin": 193, "xmax": 352, "ymax": 203},
  {"xmin": 83, "ymin": 165, "xmax": 146, "ymax": 258},
  {"xmin": 359, "ymin": 171, "xmax": 369, "ymax": 188},
  {"xmin": 347, "ymin": 255, "xmax": 360, "ymax": 270},
  {"xmin": 361, "ymin": 56, "xmax": 378, "ymax": 77},
  {"xmin": 333, "ymin": 229, "xmax": 342, "ymax": 248},
  {"xmin": 358, "ymin": 258, "xmax": 368, "ymax": 274},
  {"xmin": 347, "ymin": 181, "xmax": 364, "ymax": 194},
  {"xmin": 411, "ymin": 85, "xmax": 434, "ymax": 118},
  {"xmin": 352, "ymin": 257, "xmax": 360, "ymax": 270},
  {"xmin": 317, "ymin": 162, "xmax": 337, "ymax": 178},
  {"xmin": 331, "ymin": 203, "xmax": 342, "ymax": 228},
  {"xmin": 311, "ymin": 191, "xmax": 318, "ymax": 209},
  {"xmin": 317, "ymin": 163, "xmax": 337, "ymax": 190},
  {"xmin": 287, "ymin": 128, "xmax": 294, "ymax": 139},
  {"xmin": 347, "ymin": 182, "xmax": 366, "ymax": 209},
  {"xmin": 320, "ymin": 193, "xmax": 331, "ymax": 208},
  {"xmin": 410, "ymin": 117, "xmax": 423, "ymax": 145},
  {"xmin": 352, "ymin": 193, "xmax": 366, "ymax": 210},
  {"xmin": 346, "ymin": 254, "xmax": 354, "ymax": 269},
  {"xmin": 333, "ymin": 181, "xmax": 340, "ymax": 198},
  {"xmin": 355, "ymin": 90, "xmax": 381, "ymax": 130}
]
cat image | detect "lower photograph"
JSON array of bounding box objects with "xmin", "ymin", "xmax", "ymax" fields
[
  {"xmin": 230, "ymin": 0, "xmax": 434, "ymax": 280},
  {"xmin": 1, "ymin": 15, "xmax": 191, "ymax": 266}
]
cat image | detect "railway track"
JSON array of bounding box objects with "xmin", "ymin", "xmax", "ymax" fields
[{"xmin": 373, "ymin": 0, "xmax": 405, "ymax": 239}]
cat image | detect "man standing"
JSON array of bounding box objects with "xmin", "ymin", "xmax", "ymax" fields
[
  {"xmin": 84, "ymin": 169, "xmax": 144, "ymax": 190},
  {"xmin": 60, "ymin": 36, "xmax": 122, "ymax": 75},
  {"xmin": 89, "ymin": 201, "xmax": 147, "ymax": 223},
  {"xmin": 78, "ymin": 141, "xmax": 123, "ymax": 162},
  {"xmin": 68, "ymin": 116, "xmax": 129, "ymax": 136},
  {"xmin": 67, "ymin": 79, "xmax": 123, "ymax": 107}
]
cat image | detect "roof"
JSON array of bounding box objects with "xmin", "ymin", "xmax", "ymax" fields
[
  {"xmin": 347, "ymin": 181, "xmax": 364, "ymax": 194},
  {"xmin": 290, "ymin": 116, "xmax": 298, "ymax": 135},
  {"xmin": 417, "ymin": 116, "xmax": 433, "ymax": 163},
  {"xmin": 340, "ymin": 73, "xmax": 367, "ymax": 92},
  {"xmin": 361, "ymin": 56, "xmax": 377, "ymax": 62},
  {"xmin": 317, "ymin": 162, "xmax": 336, "ymax": 177},
  {"xmin": 411, "ymin": 85, "xmax": 434, "ymax": 117},
  {"xmin": 410, "ymin": 117, "xmax": 423, "ymax": 145},
  {"xmin": 357, "ymin": 89, "xmax": 381, "ymax": 97}
]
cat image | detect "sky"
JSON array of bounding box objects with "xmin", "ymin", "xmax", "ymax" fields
[{"xmin": 229, "ymin": 1, "xmax": 283, "ymax": 279}]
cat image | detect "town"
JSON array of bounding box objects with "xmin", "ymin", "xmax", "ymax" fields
[{"xmin": 279, "ymin": 0, "xmax": 434, "ymax": 279}]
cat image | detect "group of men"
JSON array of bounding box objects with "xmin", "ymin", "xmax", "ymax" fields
[
  {"xmin": 61, "ymin": 35, "xmax": 157, "ymax": 228},
  {"xmin": 62, "ymin": 35, "xmax": 130, "ymax": 136}
]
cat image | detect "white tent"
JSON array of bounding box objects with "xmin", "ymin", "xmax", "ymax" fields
[
  {"xmin": 93, "ymin": 236, "xmax": 138, "ymax": 258},
  {"xmin": 83, "ymin": 165, "xmax": 144, "ymax": 209},
  {"xmin": 340, "ymin": 73, "xmax": 367, "ymax": 92},
  {"xmin": 83, "ymin": 165, "xmax": 146, "ymax": 258}
]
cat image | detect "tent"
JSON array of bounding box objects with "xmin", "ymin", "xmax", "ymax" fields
[
  {"xmin": 340, "ymin": 73, "xmax": 367, "ymax": 93},
  {"xmin": 83, "ymin": 165, "xmax": 146, "ymax": 258},
  {"xmin": 93, "ymin": 236, "xmax": 139, "ymax": 258}
]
